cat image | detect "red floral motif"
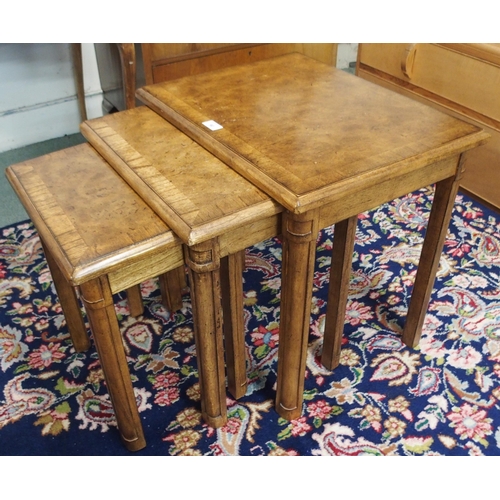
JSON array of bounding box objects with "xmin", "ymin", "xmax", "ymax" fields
[
  {"xmin": 307, "ymin": 400, "xmax": 333, "ymax": 420},
  {"xmin": 221, "ymin": 416, "xmax": 242, "ymax": 435},
  {"xmin": 251, "ymin": 323, "xmax": 279, "ymax": 348},
  {"xmin": 154, "ymin": 386, "xmax": 180, "ymax": 406},
  {"xmin": 446, "ymin": 240, "xmax": 472, "ymax": 258},
  {"xmin": 28, "ymin": 342, "xmax": 65, "ymax": 369},
  {"xmin": 153, "ymin": 371, "xmax": 180, "ymax": 388},
  {"xmin": 152, "ymin": 371, "xmax": 181, "ymax": 406},
  {"xmin": 345, "ymin": 301, "xmax": 374, "ymax": 326},
  {"xmin": 290, "ymin": 417, "xmax": 312, "ymax": 437},
  {"xmin": 458, "ymin": 204, "xmax": 483, "ymax": 220},
  {"xmin": 447, "ymin": 404, "xmax": 493, "ymax": 442}
]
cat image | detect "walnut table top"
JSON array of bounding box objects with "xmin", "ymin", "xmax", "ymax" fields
[
  {"xmin": 137, "ymin": 53, "xmax": 489, "ymax": 216},
  {"xmin": 81, "ymin": 106, "xmax": 282, "ymax": 249},
  {"xmin": 6, "ymin": 143, "xmax": 182, "ymax": 290}
]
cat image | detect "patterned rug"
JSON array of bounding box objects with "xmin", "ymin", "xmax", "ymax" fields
[{"xmin": 1, "ymin": 186, "xmax": 500, "ymax": 456}]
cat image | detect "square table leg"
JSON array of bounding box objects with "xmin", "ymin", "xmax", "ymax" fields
[
  {"xmin": 125, "ymin": 285, "xmax": 144, "ymax": 317},
  {"xmin": 321, "ymin": 215, "xmax": 358, "ymax": 370},
  {"xmin": 402, "ymin": 159, "xmax": 465, "ymax": 347},
  {"xmin": 79, "ymin": 275, "xmax": 147, "ymax": 452},
  {"xmin": 41, "ymin": 240, "xmax": 91, "ymax": 353},
  {"xmin": 160, "ymin": 266, "xmax": 186, "ymax": 312},
  {"xmin": 221, "ymin": 250, "xmax": 248, "ymax": 399}
]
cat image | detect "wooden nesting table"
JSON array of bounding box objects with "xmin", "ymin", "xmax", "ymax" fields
[
  {"xmin": 6, "ymin": 144, "xmax": 186, "ymax": 451},
  {"xmin": 81, "ymin": 106, "xmax": 283, "ymax": 428},
  {"xmin": 136, "ymin": 53, "xmax": 490, "ymax": 421}
]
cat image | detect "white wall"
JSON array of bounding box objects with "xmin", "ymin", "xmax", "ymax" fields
[
  {"xmin": 0, "ymin": 43, "xmax": 359, "ymax": 154},
  {"xmin": 0, "ymin": 43, "xmax": 103, "ymax": 153},
  {"xmin": 337, "ymin": 43, "xmax": 359, "ymax": 69}
]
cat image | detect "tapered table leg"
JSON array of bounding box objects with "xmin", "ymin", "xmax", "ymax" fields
[
  {"xmin": 126, "ymin": 285, "xmax": 144, "ymax": 317},
  {"xmin": 276, "ymin": 209, "xmax": 319, "ymax": 421},
  {"xmin": 184, "ymin": 240, "xmax": 227, "ymax": 427},
  {"xmin": 402, "ymin": 158, "xmax": 465, "ymax": 347},
  {"xmin": 221, "ymin": 250, "xmax": 247, "ymax": 399},
  {"xmin": 41, "ymin": 240, "xmax": 90, "ymax": 352},
  {"xmin": 160, "ymin": 266, "xmax": 186, "ymax": 312},
  {"xmin": 322, "ymin": 215, "xmax": 358, "ymax": 370},
  {"xmin": 79, "ymin": 275, "xmax": 146, "ymax": 452}
]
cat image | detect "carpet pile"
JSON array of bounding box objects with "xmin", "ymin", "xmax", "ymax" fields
[{"xmin": 1, "ymin": 186, "xmax": 500, "ymax": 456}]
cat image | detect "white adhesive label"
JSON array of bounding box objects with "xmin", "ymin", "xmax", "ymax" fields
[{"xmin": 202, "ymin": 120, "xmax": 223, "ymax": 131}]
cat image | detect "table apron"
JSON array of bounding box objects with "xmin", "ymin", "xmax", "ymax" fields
[
  {"xmin": 108, "ymin": 245, "xmax": 184, "ymax": 294},
  {"xmin": 218, "ymin": 213, "xmax": 282, "ymax": 258},
  {"xmin": 318, "ymin": 154, "xmax": 460, "ymax": 228}
]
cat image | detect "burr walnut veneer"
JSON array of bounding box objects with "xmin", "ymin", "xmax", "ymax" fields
[{"xmin": 136, "ymin": 53, "xmax": 490, "ymax": 421}]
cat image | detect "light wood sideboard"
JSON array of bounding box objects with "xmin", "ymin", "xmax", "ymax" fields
[{"xmin": 357, "ymin": 43, "xmax": 500, "ymax": 210}]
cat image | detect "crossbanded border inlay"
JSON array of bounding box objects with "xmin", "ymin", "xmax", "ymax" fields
[{"xmin": 92, "ymin": 123, "xmax": 200, "ymax": 220}]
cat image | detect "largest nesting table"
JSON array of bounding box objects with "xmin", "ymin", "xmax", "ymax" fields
[{"xmin": 136, "ymin": 53, "xmax": 490, "ymax": 421}]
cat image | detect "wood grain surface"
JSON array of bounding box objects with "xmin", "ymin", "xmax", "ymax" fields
[
  {"xmin": 81, "ymin": 106, "xmax": 283, "ymax": 247},
  {"xmin": 137, "ymin": 53, "xmax": 489, "ymax": 214},
  {"xmin": 6, "ymin": 143, "xmax": 182, "ymax": 289}
]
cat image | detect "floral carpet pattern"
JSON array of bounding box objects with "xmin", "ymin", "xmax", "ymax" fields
[{"xmin": 1, "ymin": 186, "xmax": 500, "ymax": 455}]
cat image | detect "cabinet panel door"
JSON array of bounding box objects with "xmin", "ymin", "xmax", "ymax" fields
[{"xmin": 358, "ymin": 43, "xmax": 500, "ymax": 126}]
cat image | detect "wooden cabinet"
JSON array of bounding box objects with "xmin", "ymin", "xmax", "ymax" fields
[
  {"xmin": 357, "ymin": 43, "xmax": 500, "ymax": 210},
  {"xmin": 141, "ymin": 43, "xmax": 338, "ymax": 84},
  {"xmin": 98, "ymin": 43, "xmax": 337, "ymax": 115}
]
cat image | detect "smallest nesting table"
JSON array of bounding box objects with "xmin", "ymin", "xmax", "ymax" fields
[{"xmin": 6, "ymin": 144, "xmax": 186, "ymax": 451}]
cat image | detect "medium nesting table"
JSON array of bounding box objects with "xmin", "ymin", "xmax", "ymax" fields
[
  {"xmin": 136, "ymin": 53, "xmax": 490, "ymax": 421},
  {"xmin": 81, "ymin": 106, "xmax": 283, "ymax": 427}
]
